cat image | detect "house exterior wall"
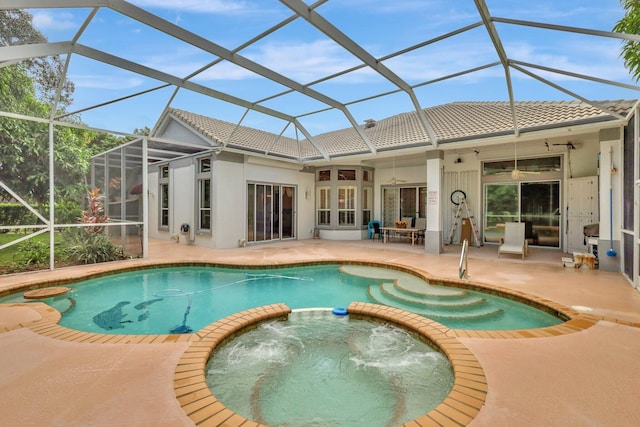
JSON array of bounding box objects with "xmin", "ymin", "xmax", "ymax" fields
[
  {"xmin": 243, "ymin": 159, "xmax": 316, "ymax": 241},
  {"xmin": 372, "ymin": 162, "xmax": 428, "ymax": 223},
  {"xmin": 599, "ymin": 136, "xmax": 623, "ymax": 272},
  {"xmin": 148, "ymin": 153, "xmax": 315, "ymax": 248},
  {"xmin": 146, "ymin": 112, "xmax": 631, "ymax": 275},
  {"xmin": 208, "ymin": 157, "xmax": 243, "ymax": 249},
  {"xmin": 160, "ymin": 118, "xmax": 212, "ymax": 148}
]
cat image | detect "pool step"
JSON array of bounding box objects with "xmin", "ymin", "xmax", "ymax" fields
[
  {"xmin": 367, "ymin": 284, "xmax": 503, "ymax": 321},
  {"xmin": 379, "ymin": 282, "xmax": 486, "ymax": 309},
  {"xmin": 339, "ymin": 265, "xmax": 464, "ymax": 298}
]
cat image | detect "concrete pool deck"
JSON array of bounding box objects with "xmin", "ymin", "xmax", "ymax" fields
[{"xmin": 1, "ymin": 238, "xmax": 640, "ymax": 426}]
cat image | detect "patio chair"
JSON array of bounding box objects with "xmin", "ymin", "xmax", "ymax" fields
[
  {"xmin": 499, "ymin": 222, "xmax": 528, "ymax": 259},
  {"xmin": 368, "ymin": 220, "xmax": 382, "ymax": 240},
  {"xmin": 414, "ymin": 217, "xmax": 426, "ymax": 244}
]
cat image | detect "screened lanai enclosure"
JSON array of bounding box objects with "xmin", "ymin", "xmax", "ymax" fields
[
  {"xmin": 90, "ymin": 141, "xmax": 145, "ymax": 257},
  {"xmin": 2, "ymin": 1, "xmax": 640, "ymax": 289}
]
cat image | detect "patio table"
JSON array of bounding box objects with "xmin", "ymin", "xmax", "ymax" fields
[{"xmin": 381, "ymin": 227, "xmax": 421, "ymax": 246}]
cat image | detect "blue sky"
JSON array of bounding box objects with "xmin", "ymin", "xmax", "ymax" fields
[{"xmin": 27, "ymin": 0, "xmax": 639, "ymax": 137}]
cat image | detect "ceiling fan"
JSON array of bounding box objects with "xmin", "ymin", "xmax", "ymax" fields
[
  {"xmin": 544, "ymin": 140, "xmax": 579, "ymax": 151},
  {"xmin": 387, "ymin": 157, "xmax": 407, "ymax": 184},
  {"xmin": 499, "ymin": 141, "xmax": 540, "ymax": 180}
]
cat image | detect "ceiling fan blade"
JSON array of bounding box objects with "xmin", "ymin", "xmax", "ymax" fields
[
  {"xmin": 388, "ymin": 177, "xmax": 407, "ymax": 184},
  {"xmin": 511, "ymin": 169, "xmax": 541, "ymax": 179}
]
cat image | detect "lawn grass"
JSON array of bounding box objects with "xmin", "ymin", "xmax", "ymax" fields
[{"xmin": 0, "ymin": 232, "xmax": 61, "ymax": 268}]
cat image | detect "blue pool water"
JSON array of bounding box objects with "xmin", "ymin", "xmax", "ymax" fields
[
  {"xmin": 0, "ymin": 264, "xmax": 562, "ymax": 334},
  {"xmin": 207, "ymin": 310, "xmax": 454, "ymax": 427}
]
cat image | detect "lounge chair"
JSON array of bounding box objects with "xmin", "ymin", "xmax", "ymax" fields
[{"xmin": 499, "ymin": 222, "xmax": 528, "ymax": 259}]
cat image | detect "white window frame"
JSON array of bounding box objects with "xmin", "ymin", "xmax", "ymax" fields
[
  {"xmin": 196, "ymin": 157, "xmax": 212, "ymax": 233},
  {"xmin": 159, "ymin": 165, "xmax": 169, "ymax": 229},
  {"xmin": 338, "ymin": 185, "xmax": 356, "ymax": 226},
  {"xmin": 316, "ymin": 186, "xmax": 331, "ymax": 225}
]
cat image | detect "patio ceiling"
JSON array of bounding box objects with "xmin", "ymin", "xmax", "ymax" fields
[{"xmin": 2, "ymin": 0, "xmax": 640, "ymax": 162}]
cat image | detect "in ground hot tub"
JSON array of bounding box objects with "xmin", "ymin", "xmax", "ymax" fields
[{"xmin": 206, "ymin": 309, "xmax": 454, "ymax": 427}]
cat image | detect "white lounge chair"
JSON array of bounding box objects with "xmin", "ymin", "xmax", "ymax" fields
[{"xmin": 499, "ymin": 222, "xmax": 528, "ymax": 259}]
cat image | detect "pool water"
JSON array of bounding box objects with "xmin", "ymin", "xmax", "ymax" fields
[
  {"xmin": 206, "ymin": 310, "xmax": 454, "ymax": 427},
  {"xmin": 0, "ymin": 264, "xmax": 562, "ymax": 334}
]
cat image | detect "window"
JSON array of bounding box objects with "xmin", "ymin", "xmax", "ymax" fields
[
  {"xmin": 483, "ymin": 156, "xmax": 561, "ymax": 176},
  {"xmin": 159, "ymin": 165, "xmax": 169, "ymax": 228},
  {"xmin": 315, "ymin": 166, "xmax": 373, "ymax": 229},
  {"xmin": 197, "ymin": 157, "xmax": 211, "ymax": 231},
  {"xmin": 338, "ymin": 186, "xmax": 356, "ymax": 226},
  {"xmin": 317, "ymin": 187, "xmax": 331, "ymax": 225},
  {"xmin": 338, "ymin": 169, "xmax": 356, "ymax": 180},
  {"xmin": 199, "ymin": 157, "xmax": 211, "ymax": 173},
  {"xmin": 483, "ymin": 181, "xmax": 560, "ymax": 247},
  {"xmin": 362, "ymin": 186, "xmax": 372, "ymax": 225}
]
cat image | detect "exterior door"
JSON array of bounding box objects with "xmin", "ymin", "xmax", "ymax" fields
[
  {"xmin": 484, "ymin": 180, "xmax": 560, "ymax": 248},
  {"xmin": 382, "ymin": 186, "xmax": 426, "ymax": 226},
  {"xmin": 247, "ymin": 183, "xmax": 295, "ymax": 243},
  {"xmin": 567, "ymin": 176, "xmax": 598, "ymax": 253},
  {"xmin": 282, "ymin": 186, "xmax": 295, "ymax": 239}
]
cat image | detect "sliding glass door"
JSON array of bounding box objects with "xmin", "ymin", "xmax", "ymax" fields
[
  {"xmin": 484, "ymin": 180, "xmax": 560, "ymax": 247},
  {"xmin": 281, "ymin": 186, "xmax": 295, "ymax": 239},
  {"xmin": 382, "ymin": 186, "xmax": 426, "ymax": 226},
  {"xmin": 247, "ymin": 183, "xmax": 295, "ymax": 243}
]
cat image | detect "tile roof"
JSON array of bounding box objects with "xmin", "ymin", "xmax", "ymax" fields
[{"xmin": 168, "ymin": 100, "xmax": 635, "ymax": 161}]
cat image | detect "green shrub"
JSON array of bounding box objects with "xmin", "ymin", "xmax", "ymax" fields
[
  {"xmin": 14, "ymin": 240, "xmax": 50, "ymax": 266},
  {"xmin": 0, "ymin": 204, "xmax": 41, "ymax": 231},
  {"xmin": 66, "ymin": 234, "xmax": 126, "ymax": 264},
  {"xmin": 55, "ymin": 199, "xmax": 82, "ymax": 224}
]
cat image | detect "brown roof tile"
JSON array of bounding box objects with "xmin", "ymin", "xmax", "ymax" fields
[{"xmin": 167, "ymin": 100, "xmax": 633, "ymax": 160}]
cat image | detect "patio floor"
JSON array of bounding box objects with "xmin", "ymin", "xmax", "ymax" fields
[{"xmin": 1, "ymin": 238, "xmax": 640, "ymax": 426}]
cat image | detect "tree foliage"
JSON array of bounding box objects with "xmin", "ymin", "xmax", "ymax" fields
[
  {"xmin": 0, "ymin": 65, "xmax": 92, "ymax": 209},
  {"xmin": 0, "ymin": 9, "xmax": 74, "ymax": 107},
  {"xmin": 0, "ymin": 9, "xmax": 139, "ymax": 222},
  {"xmin": 614, "ymin": 0, "xmax": 640, "ymax": 81}
]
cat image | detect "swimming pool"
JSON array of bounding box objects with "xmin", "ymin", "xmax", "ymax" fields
[{"xmin": 0, "ymin": 263, "xmax": 563, "ymax": 334}]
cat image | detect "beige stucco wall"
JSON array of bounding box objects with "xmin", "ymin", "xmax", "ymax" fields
[{"xmin": 148, "ymin": 154, "xmax": 315, "ymax": 249}]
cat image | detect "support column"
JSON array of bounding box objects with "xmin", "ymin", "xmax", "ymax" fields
[
  {"xmin": 598, "ymin": 138, "xmax": 621, "ymax": 272},
  {"xmin": 425, "ymin": 150, "xmax": 444, "ymax": 254}
]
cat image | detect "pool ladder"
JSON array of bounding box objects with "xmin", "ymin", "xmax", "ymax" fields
[{"xmin": 459, "ymin": 239, "xmax": 469, "ymax": 279}]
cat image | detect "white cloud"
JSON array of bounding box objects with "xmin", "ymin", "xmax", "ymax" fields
[
  {"xmin": 70, "ymin": 75, "xmax": 143, "ymax": 90},
  {"xmin": 32, "ymin": 11, "xmax": 78, "ymax": 31},
  {"xmin": 244, "ymin": 39, "xmax": 364, "ymax": 82},
  {"xmin": 172, "ymin": 39, "xmax": 366, "ymax": 83},
  {"xmin": 131, "ymin": 0, "xmax": 250, "ymax": 14},
  {"xmin": 382, "ymin": 41, "xmax": 502, "ymax": 83},
  {"xmin": 194, "ymin": 61, "xmax": 258, "ymax": 81},
  {"xmin": 504, "ymin": 40, "xmax": 632, "ymax": 82}
]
